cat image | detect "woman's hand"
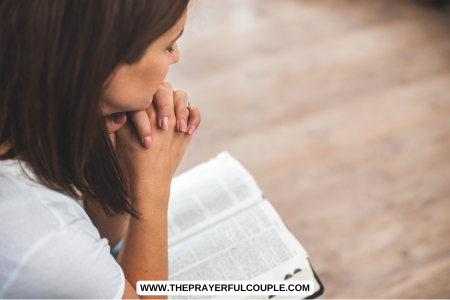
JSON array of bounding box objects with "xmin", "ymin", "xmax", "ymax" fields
[
  {"xmin": 103, "ymin": 81, "xmax": 199, "ymax": 151},
  {"xmin": 114, "ymin": 83, "xmax": 200, "ymax": 298},
  {"xmin": 115, "ymin": 82, "xmax": 200, "ymax": 201}
]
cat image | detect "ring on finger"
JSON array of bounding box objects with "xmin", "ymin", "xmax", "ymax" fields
[{"xmin": 186, "ymin": 101, "xmax": 190, "ymax": 111}]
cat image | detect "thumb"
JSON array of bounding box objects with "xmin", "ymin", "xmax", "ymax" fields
[{"xmin": 104, "ymin": 112, "xmax": 127, "ymax": 134}]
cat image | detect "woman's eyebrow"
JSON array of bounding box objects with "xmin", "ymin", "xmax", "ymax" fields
[{"xmin": 169, "ymin": 28, "xmax": 184, "ymax": 44}]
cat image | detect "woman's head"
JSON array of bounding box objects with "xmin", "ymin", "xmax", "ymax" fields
[
  {"xmin": 0, "ymin": 0, "xmax": 189, "ymax": 218},
  {"xmin": 101, "ymin": 9, "xmax": 186, "ymax": 115}
]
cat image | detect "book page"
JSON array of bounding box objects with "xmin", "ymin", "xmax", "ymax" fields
[
  {"xmin": 168, "ymin": 152, "xmax": 263, "ymax": 246},
  {"xmin": 168, "ymin": 200, "xmax": 308, "ymax": 284}
]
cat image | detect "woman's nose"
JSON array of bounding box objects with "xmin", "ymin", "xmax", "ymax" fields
[{"xmin": 170, "ymin": 42, "xmax": 180, "ymax": 65}]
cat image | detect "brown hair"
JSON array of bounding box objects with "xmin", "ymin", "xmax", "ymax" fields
[{"xmin": 0, "ymin": 0, "xmax": 189, "ymax": 218}]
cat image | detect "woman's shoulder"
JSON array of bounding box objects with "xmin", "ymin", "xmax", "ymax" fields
[
  {"xmin": 0, "ymin": 159, "xmax": 98, "ymax": 253},
  {"xmin": 0, "ymin": 160, "xmax": 124, "ymax": 299},
  {"xmin": 0, "ymin": 159, "xmax": 90, "ymax": 228}
]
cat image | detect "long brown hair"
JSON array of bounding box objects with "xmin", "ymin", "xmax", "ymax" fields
[{"xmin": 0, "ymin": 0, "xmax": 189, "ymax": 218}]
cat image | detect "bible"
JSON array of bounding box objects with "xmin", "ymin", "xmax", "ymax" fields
[{"xmin": 168, "ymin": 152, "xmax": 324, "ymax": 299}]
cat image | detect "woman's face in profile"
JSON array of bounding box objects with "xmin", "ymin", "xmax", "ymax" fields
[{"xmin": 100, "ymin": 9, "xmax": 187, "ymax": 115}]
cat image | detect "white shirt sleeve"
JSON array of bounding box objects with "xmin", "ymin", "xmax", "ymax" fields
[
  {"xmin": 1, "ymin": 224, "xmax": 125, "ymax": 299},
  {"xmin": 0, "ymin": 160, "xmax": 126, "ymax": 299}
]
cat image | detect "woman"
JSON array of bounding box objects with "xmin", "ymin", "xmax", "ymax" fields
[{"xmin": 0, "ymin": 0, "xmax": 200, "ymax": 298}]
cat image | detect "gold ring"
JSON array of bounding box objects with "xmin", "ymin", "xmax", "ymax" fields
[{"xmin": 186, "ymin": 101, "xmax": 190, "ymax": 110}]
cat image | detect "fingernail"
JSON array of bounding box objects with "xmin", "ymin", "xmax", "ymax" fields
[
  {"xmin": 112, "ymin": 112, "xmax": 126, "ymax": 125},
  {"xmin": 162, "ymin": 117, "xmax": 170, "ymax": 131},
  {"xmin": 187, "ymin": 125, "xmax": 196, "ymax": 135},
  {"xmin": 143, "ymin": 137, "xmax": 152, "ymax": 148},
  {"xmin": 179, "ymin": 119, "xmax": 187, "ymax": 132}
]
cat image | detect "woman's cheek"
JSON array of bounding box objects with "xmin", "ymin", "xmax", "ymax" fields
[
  {"xmin": 100, "ymin": 53, "xmax": 171, "ymax": 114},
  {"xmin": 155, "ymin": 59, "xmax": 170, "ymax": 83}
]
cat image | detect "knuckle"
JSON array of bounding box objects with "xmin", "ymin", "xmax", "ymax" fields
[
  {"xmin": 177, "ymin": 105, "xmax": 188, "ymax": 116},
  {"xmin": 174, "ymin": 89, "xmax": 187, "ymax": 99},
  {"xmin": 175, "ymin": 95, "xmax": 186, "ymax": 105},
  {"xmin": 139, "ymin": 125, "xmax": 151, "ymax": 136},
  {"xmin": 156, "ymin": 85, "xmax": 166, "ymax": 93},
  {"xmin": 191, "ymin": 106, "xmax": 200, "ymax": 115},
  {"xmin": 177, "ymin": 112, "xmax": 188, "ymax": 120},
  {"xmin": 154, "ymin": 86, "xmax": 168, "ymax": 100},
  {"xmin": 158, "ymin": 103, "xmax": 171, "ymax": 113},
  {"xmin": 161, "ymin": 81, "xmax": 173, "ymax": 90}
]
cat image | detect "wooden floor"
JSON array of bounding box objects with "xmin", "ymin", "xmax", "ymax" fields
[{"xmin": 167, "ymin": 0, "xmax": 450, "ymax": 298}]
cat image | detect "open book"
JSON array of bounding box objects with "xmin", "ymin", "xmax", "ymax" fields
[{"xmin": 167, "ymin": 152, "xmax": 324, "ymax": 299}]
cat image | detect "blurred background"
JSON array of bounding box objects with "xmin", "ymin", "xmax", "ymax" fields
[{"xmin": 167, "ymin": 0, "xmax": 450, "ymax": 298}]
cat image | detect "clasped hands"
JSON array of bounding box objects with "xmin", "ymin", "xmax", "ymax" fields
[{"xmin": 104, "ymin": 82, "xmax": 200, "ymax": 187}]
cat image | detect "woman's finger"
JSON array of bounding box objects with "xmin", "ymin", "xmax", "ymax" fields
[
  {"xmin": 127, "ymin": 110, "xmax": 152, "ymax": 149},
  {"xmin": 145, "ymin": 102, "xmax": 158, "ymax": 127},
  {"xmin": 104, "ymin": 112, "xmax": 127, "ymax": 134},
  {"xmin": 103, "ymin": 112, "xmax": 127, "ymax": 149},
  {"xmin": 153, "ymin": 84, "xmax": 173, "ymax": 131},
  {"xmin": 173, "ymin": 89, "xmax": 189, "ymax": 133},
  {"xmin": 161, "ymin": 81, "xmax": 174, "ymax": 104},
  {"xmin": 186, "ymin": 105, "xmax": 201, "ymax": 135}
]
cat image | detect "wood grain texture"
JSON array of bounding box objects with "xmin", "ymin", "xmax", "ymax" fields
[{"xmin": 166, "ymin": 0, "xmax": 450, "ymax": 298}]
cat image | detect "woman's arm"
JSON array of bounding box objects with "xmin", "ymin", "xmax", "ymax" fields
[
  {"xmin": 118, "ymin": 179, "xmax": 170, "ymax": 299},
  {"xmin": 115, "ymin": 84, "xmax": 201, "ymax": 299}
]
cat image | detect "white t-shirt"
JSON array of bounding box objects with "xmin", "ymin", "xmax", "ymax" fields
[{"xmin": 0, "ymin": 159, "xmax": 125, "ymax": 299}]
